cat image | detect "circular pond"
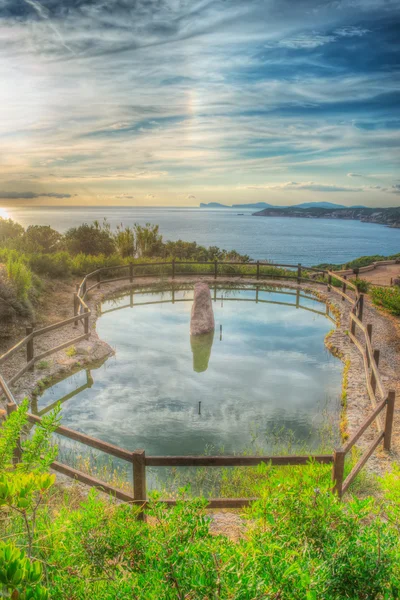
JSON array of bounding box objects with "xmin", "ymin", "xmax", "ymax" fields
[{"xmin": 34, "ymin": 285, "xmax": 342, "ymax": 459}]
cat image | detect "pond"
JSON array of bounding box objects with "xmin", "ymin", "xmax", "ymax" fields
[{"xmin": 34, "ymin": 285, "xmax": 342, "ymax": 468}]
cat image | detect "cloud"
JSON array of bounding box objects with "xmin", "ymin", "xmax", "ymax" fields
[
  {"xmin": 0, "ymin": 0, "xmax": 398, "ymax": 205},
  {"xmin": 265, "ymin": 34, "xmax": 336, "ymax": 50},
  {"xmin": 264, "ymin": 25, "xmax": 369, "ymax": 50},
  {"xmin": 335, "ymin": 26, "xmax": 370, "ymax": 38},
  {"xmin": 186, "ymin": 194, "xmax": 197, "ymax": 200},
  {"xmin": 387, "ymin": 184, "xmax": 400, "ymax": 194},
  {"xmin": 240, "ymin": 181, "xmax": 364, "ymax": 193},
  {"xmin": 114, "ymin": 194, "xmax": 135, "ymax": 199},
  {"xmin": 0, "ymin": 191, "xmax": 72, "ymax": 199}
]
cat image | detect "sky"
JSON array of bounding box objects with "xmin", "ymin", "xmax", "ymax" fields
[{"xmin": 0, "ymin": 0, "xmax": 399, "ymax": 208}]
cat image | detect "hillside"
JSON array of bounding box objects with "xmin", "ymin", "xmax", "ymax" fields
[{"xmin": 253, "ymin": 206, "xmax": 400, "ymax": 228}]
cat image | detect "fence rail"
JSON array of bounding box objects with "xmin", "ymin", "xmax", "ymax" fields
[{"xmin": 1, "ymin": 259, "xmax": 396, "ymax": 510}]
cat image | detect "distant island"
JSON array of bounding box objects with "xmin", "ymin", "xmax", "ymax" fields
[
  {"xmin": 199, "ymin": 201, "xmax": 367, "ymax": 210},
  {"xmin": 252, "ymin": 206, "xmax": 400, "ymax": 228}
]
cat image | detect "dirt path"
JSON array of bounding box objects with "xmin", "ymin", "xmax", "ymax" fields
[{"xmin": 352, "ymin": 264, "xmax": 400, "ymax": 286}]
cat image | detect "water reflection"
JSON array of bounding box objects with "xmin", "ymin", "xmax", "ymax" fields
[
  {"xmin": 35, "ymin": 285, "xmax": 342, "ymax": 458},
  {"xmin": 190, "ymin": 331, "xmax": 214, "ymax": 373}
]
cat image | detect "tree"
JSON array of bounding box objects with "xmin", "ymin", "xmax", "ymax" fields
[
  {"xmin": 0, "ymin": 218, "xmax": 24, "ymax": 242},
  {"xmin": 64, "ymin": 223, "xmax": 116, "ymax": 255},
  {"xmin": 22, "ymin": 225, "xmax": 62, "ymax": 253}
]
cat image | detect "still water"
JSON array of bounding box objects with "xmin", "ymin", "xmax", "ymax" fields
[{"xmin": 35, "ymin": 286, "xmax": 342, "ymax": 460}]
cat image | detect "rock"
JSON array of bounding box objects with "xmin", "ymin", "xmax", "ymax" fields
[{"xmin": 190, "ymin": 283, "xmax": 215, "ymax": 336}]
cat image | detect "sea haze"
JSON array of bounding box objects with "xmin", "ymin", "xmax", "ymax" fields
[{"xmin": 6, "ymin": 206, "xmax": 400, "ymax": 265}]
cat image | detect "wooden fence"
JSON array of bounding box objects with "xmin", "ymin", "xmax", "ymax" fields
[{"xmin": 0, "ymin": 260, "xmax": 396, "ymax": 509}]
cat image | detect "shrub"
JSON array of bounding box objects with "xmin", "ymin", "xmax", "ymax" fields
[
  {"xmin": 64, "ymin": 223, "xmax": 116, "ymax": 256},
  {"xmin": 22, "ymin": 225, "xmax": 63, "ymax": 254},
  {"xmin": 0, "ymin": 217, "xmax": 24, "ymax": 242},
  {"xmin": 6, "ymin": 252, "xmax": 32, "ymax": 301},
  {"xmin": 371, "ymin": 286, "xmax": 400, "ymax": 315},
  {"xmin": 70, "ymin": 252, "xmax": 123, "ymax": 275},
  {"xmin": 2, "ymin": 404, "xmax": 400, "ymax": 599},
  {"xmin": 354, "ymin": 277, "xmax": 369, "ymax": 293},
  {"xmin": 29, "ymin": 252, "xmax": 72, "ymax": 278}
]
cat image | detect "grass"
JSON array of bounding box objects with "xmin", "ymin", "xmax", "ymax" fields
[
  {"xmin": 36, "ymin": 360, "xmax": 49, "ymax": 370},
  {"xmin": 371, "ymin": 286, "xmax": 400, "ymax": 316}
]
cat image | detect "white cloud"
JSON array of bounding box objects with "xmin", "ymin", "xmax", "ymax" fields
[{"xmin": 239, "ymin": 181, "xmax": 364, "ymax": 192}]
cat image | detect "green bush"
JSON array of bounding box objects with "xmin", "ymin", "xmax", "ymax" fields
[
  {"xmin": 354, "ymin": 277, "xmax": 369, "ymax": 293},
  {"xmin": 0, "ymin": 217, "xmax": 24, "ymax": 242},
  {"xmin": 65, "ymin": 223, "xmax": 116, "ymax": 255},
  {"xmin": 70, "ymin": 252, "xmax": 123, "ymax": 275},
  {"xmin": 3, "ymin": 403, "xmax": 400, "ymax": 599},
  {"xmin": 28, "ymin": 252, "xmax": 72, "ymax": 278},
  {"xmin": 6, "ymin": 252, "xmax": 33, "ymax": 301},
  {"xmin": 22, "ymin": 225, "xmax": 63, "ymax": 254},
  {"xmin": 371, "ymin": 286, "xmax": 400, "ymax": 315}
]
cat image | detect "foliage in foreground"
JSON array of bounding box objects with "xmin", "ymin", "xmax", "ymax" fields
[
  {"xmin": 371, "ymin": 286, "xmax": 400, "ymax": 316},
  {"xmin": 2, "ymin": 403, "xmax": 400, "ymax": 598}
]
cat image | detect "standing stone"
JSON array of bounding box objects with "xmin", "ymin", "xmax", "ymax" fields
[{"xmin": 190, "ymin": 283, "xmax": 215, "ymax": 336}]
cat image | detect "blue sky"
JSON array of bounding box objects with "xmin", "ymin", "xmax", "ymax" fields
[{"xmin": 0, "ymin": 0, "xmax": 399, "ymax": 207}]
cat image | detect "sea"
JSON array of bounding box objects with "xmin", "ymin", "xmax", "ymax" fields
[{"xmin": 5, "ymin": 206, "xmax": 400, "ymax": 266}]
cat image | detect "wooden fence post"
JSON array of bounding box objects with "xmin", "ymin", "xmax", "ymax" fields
[
  {"xmin": 172, "ymin": 259, "xmax": 175, "ymax": 280},
  {"xmin": 26, "ymin": 326, "xmax": 34, "ymax": 369},
  {"xmin": 297, "ymin": 263, "xmax": 302, "ymax": 284},
  {"xmin": 214, "ymin": 260, "xmax": 218, "ymax": 280},
  {"xmin": 7, "ymin": 403, "xmax": 22, "ymax": 464},
  {"xmin": 82, "ymin": 279, "xmax": 87, "ymax": 297},
  {"xmin": 370, "ymin": 349, "xmax": 380, "ymax": 395},
  {"xmin": 342, "ymin": 275, "xmax": 347, "ymax": 301},
  {"xmin": 366, "ymin": 324, "xmax": 372, "ymax": 367},
  {"xmin": 132, "ymin": 449, "xmax": 146, "ymax": 520},
  {"xmin": 384, "ymin": 390, "xmax": 396, "ymax": 451},
  {"xmin": 350, "ymin": 309, "xmax": 356, "ymax": 336},
  {"xmin": 358, "ymin": 293, "xmax": 364, "ymax": 322},
  {"xmin": 328, "ymin": 273, "xmax": 332, "ymax": 291},
  {"xmin": 332, "ymin": 449, "xmax": 345, "ymax": 498},
  {"xmin": 84, "ymin": 307, "xmax": 89, "ymax": 335},
  {"xmin": 129, "ymin": 263, "xmax": 133, "ymax": 283},
  {"xmin": 73, "ymin": 292, "xmax": 79, "ymax": 327},
  {"xmin": 256, "ymin": 261, "xmax": 260, "ymax": 280}
]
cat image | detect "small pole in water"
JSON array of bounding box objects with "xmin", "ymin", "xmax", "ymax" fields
[
  {"xmin": 198, "ymin": 401, "xmax": 201, "ymax": 415},
  {"xmin": 220, "ymin": 324, "xmax": 222, "ymax": 341}
]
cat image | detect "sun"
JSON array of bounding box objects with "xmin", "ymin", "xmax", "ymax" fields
[{"xmin": 0, "ymin": 207, "xmax": 10, "ymax": 219}]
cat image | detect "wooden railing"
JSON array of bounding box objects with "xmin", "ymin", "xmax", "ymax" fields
[{"xmin": 0, "ymin": 260, "xmax": 396, "ymax": 508}]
